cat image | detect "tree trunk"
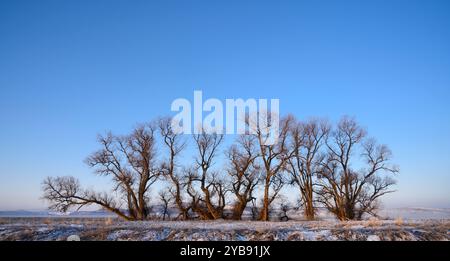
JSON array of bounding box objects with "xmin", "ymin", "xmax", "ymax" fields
[
  {"xmin": 232, "ymin": 200, "xmax": 246, "ymax": 220},
  {"xmin": 259, "ymin": 178, "xmax": 270, "ymax": 221},
  {"xmin": 304, "ymin": 186, "xmax": 315, "ymax": 220},
  {"xmin": 304, "ymin": 200, "xmax": 315, "ymax": 221}
]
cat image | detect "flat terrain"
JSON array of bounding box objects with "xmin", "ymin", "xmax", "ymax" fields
[{"xmin": 0, "ymin": 217, "xmax": 449, "ymax": 241}]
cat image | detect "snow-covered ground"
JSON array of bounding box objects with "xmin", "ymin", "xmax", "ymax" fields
[
  {"xmin": 378, "ymin": 207, "xmax": 450, "ymax": 220},
  {"xmin": 1, "ymin": 207, "xmax": 449, "ymax": 241},
  {"xmin": 0, "ymin": 218, "xmax": 448, "ymax": 241}
]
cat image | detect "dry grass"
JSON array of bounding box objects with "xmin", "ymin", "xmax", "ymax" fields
[
  {"xmin": 367, "ymin": 217, "xmax": 382, "ymax": 227},
  {"xmin": 42, "ymin": 218, "xmax": 52, "ymax": 225},
  {"xmin": 4, "ymin": 228, "xmax": 35, "ymax": 241},
  {"xmin": 80, "ymin": 227, "xmax": 110, "ymax": 240},
  {"xmin": 394, "ymin": 217, "xmax": 404, "ymax": 226},
  {"xmin": 104, "ymin": 217, "xmax": 113, "ymax": 226}
]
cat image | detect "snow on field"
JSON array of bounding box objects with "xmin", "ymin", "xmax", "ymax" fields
[
  {"xmin": 0, "ymin": 207, "xmax": 449, "ymax": 241},
  {"xmin": 378, "ymin": 208, "xmax": 450, "ymax": 220},
  {"xmin": 0, "ymin": 218, "xmax": 448, "ymax": 241}
]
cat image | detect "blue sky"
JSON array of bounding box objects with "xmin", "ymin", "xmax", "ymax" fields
[{"xmin": 0, "ymin": 0, "xmax": 449, "ymax": 210}]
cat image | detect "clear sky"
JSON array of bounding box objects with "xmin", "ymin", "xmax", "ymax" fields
[{"xmin": 0, "ymin": 0, "xmax": 449, "ymax": 210}]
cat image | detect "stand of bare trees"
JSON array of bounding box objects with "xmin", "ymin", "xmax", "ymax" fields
[
  {"xmin": 316, "ymin": 117, "xmax": 399, "ymax": 220},
  {"xmin": 42, "ymin": 116, "xmax": 398, "ymax": 221}
]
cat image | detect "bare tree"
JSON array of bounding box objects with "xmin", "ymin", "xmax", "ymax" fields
[
  {"xmin": 317, "ymin": 117, "xmax": 398, "ymax": 220},
  {"xmin": 42, "ymin": 176, "xmax": 133, "ymax": 220},
  {"xmin": 185, "ymin": 131, "xmax": 226, "ymax": 219},
  {"xmin": 42, "ymin": 124, "xmax": 159, "ymax": 220},
  {"xmin": 277, "ymin": 196, "xmax": 292, "ymax": 221},
  {"xmin": 250, "ymin": 198, "xmax": 259, "ymax": 220},
  {"xmin": 248, "ymin": 114, "xmax": 294, "ymax": 221},
  {"xmin": 158, "ymin": 117, "xmax": 190, "ymax": 220},
  {"xmin": 158, "ymin": 188, "xmax": 173, "ymax": 221},
  {"xmin": 287, "ymin": 118, "xmax": 330, "ymax": 220},
  {"xmin": 227, "ymin": 135, "xmax": 260, "ymax": 220}
]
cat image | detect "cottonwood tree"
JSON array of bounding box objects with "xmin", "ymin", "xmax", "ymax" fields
[
  {"xmin": 185, "ymin": 131, "xmax": 227, "ymax": 219},
  {"xmin": 227, "ymin": 135, "xmax": 260, "ymax": 220},
  {"xmin": 277, "ymin": 196, "xmax": 292, "ymax": 221},
  {"xmin": 158, "ymin": 188, "xmax": 173, "ymax": 221},
  {"xmin": 158, "ymin": 117, "xmax": 190, "ymax": 220},
  {"xmin": 317, "ymin": 117, "xmax": 398, "ymax": 220},
  {"xmin": 249, "ymin": 198, "xmax": 259, "ymax": 220},
  {"xmin": 42, "ymin": 124, "xmax": 159, "ymax": 220},
  {"xmin": 287, "ymin": 118, "xmax": 330, "ymax": 220},
  {"xmin": 248, "ymin": 114, "xmax": 294, "ymax": 221}
]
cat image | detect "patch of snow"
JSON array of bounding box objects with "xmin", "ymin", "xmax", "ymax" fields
[
  {"xmin": 107, "ymin": 229, "xmax": 134, "ymax": 241},
  {"xmin": 67, "ymin": 235, "xmax": 80, "ymax": 241},
  {"xmin": 316, "ymin": 230, "xmax": 332, "ymax": 240},
  {"xmin": 349, "ymin": 225, "xmax": 365, "ymax": 229},
  {"xmin": 36, "ymin": 227, "xmax": 49, "ymax": 233},
  {"xmin": 367, "ymin": 235, "xmax": 380, "ymax": 241},
  {"xmin": 301, "ymin": 231, "xmax": 318, "ymax": 240},
  {"xmin": 234, "ymin": 233, "xmax": 247, "ymax": 241}
]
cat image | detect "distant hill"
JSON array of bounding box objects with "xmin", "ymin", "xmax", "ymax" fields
[{"xmin": 0, "ymin": 209, "xmax": 115, "ymax": 217}]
